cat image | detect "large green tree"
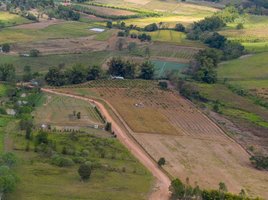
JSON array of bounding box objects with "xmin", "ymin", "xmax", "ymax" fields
[
  {"xmin": 169, "ymin": 178, "xmax": 185, "ymax": 200},
  {"xmin": 139, "ymin": 61, "xmax": 155, "ymax": 80},
  {"xmin": 45, "ymin": 67, "xmax": 64, "ymax": 86},
  {"xmin": 78, "ymin": 164, "xmax": 91, "ymax": 181}
]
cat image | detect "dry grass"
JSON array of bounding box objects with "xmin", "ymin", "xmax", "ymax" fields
[
  {"xmin": 133, "ymin": 133, "xmax": 268, "ymax": 199},
  {"xmin": 83, "ymin": 4, "xmax": 138, "ymax": 16}
]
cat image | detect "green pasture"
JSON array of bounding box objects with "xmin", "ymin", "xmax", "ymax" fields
[
  {"xmin": 228, "ymin": 80, "xmax": 268, "ymax": 90},
  {"xmin": 94, "ymin": 31, "xmax": 114, "ymax": 41},
  {"xmin": 0, "ymin": 84, "xmax": 7, "ymax": 97},
  {"xmin": 33, "ymin": 93, "xmax": 105, "ymax": 126},
  {"xmin": 0, "ymin": 11, "xmax": 33, "ymax": 27},
  {"xmin": 0, "ymin": 23, "xmax": 96, "ymax": 44},
  {"xmin": 0, "ymin": 51, "xmax": 111, "ymax": 75},
  {"xmin": 217, "ymin": 52, "xmax": 268, "ymax": 81},
  {"xmin": 151, "ymin": 60, "xmax": 188, "ymax": 78},
  {"xmin": 243, "ymin": 42, "xmax": 268, "ymax": 53}
]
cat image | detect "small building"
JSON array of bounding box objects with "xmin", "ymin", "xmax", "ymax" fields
[
  {"xmin": 109, "ymin": 76, "xmax": 124, "ymax": 80},
  {"xmin": 41, "ymin": 123, "xmax": 47, "ymax": 128},
  {"xmin": 94, "ymin": 125, "xmax": 98, "ymax": 129}
]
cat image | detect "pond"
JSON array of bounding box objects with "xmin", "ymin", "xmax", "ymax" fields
[
  {"xmin": 6, "ymin": 108, "xmax": 15, "ymax": 116},
  {"xmin": 89, "ymin": 28, "xmax": 105, "ymax": 32}
]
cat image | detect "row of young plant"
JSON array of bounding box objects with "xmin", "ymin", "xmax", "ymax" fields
[{"xmin": 70, "ymin": 4, "xmax": 159, "ymax": 20}]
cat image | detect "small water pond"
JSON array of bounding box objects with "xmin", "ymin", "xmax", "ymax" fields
[{"xmin": 89, "ymin": 28, "xmax": 105, "ymax": 32}]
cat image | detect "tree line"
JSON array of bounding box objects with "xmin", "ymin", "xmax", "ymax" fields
[{"xmin": 169, "ymin": 177, "xmax": 263, "ymax": 200}]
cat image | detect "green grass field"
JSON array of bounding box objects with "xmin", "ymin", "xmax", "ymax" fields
[
  {"xmin": 0, "ymin": 23, "xmax": 96, "ymax": 43},
  {"xmin": 0, "ymin": 51, "xmax": 111, "ymax": 75},
  {"xmin": 217, "ymin": 53, "xmax": 268, "ymax": 88},
  {"xmin": 94, "ymin": 31, "xmax": 114, "ymax": 41},
  {"xmin": 0, "ymin": 84, "xmax": 7, "ymax": 97},
  {"xmin": 151, "ymin": 60, "xmax": 188, "ymax": 78},
  {"xmin": 2, "ymin": 118, "xmax": 154, "ymax": 200},
  {"xmin": 0, "ymin": 11, "xmax": 33, "ymax": 27}
]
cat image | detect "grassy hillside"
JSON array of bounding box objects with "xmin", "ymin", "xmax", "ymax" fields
[{"xmin": 0, "ymin": 11, "xmax": 33, "ymax": 27}]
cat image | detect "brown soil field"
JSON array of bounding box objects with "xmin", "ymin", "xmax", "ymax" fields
[
  {"xmin": 82, "ymin": 4, "xmax": 138, "ymax": 16},
  {"xmin": 80, "ymin": 13, "xmax": 106, "ymax": 21},
  {"xmin": 10, "ymin": 35, "xmax": 109, "ymax": 55},
  {"xmin": 9, "ymin": 19, "xmax": 74, "ymax": 29},
  {"xmin": 133, "ymin": 133, "xmax": 268, "ymax": 199}
]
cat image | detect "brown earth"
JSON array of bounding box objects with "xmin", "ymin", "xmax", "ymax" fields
[
  {"xmin": 40, "ymin": 87, "xmax": 171, "ymax": 200},
  {"xmin": 80, "ymin": 12, "xmax": 106, "ymax": 21}
]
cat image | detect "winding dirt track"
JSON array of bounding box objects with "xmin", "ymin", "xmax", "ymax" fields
[{"xmin": 41, "ymin": 88, "xmax": 171, "ymax": 200}]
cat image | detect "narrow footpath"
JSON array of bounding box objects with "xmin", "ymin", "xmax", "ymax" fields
[{"xmin": 41, "ymin": 88, "xmax": 171, "ymax": 200}]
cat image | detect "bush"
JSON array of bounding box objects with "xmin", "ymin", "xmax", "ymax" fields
[
  {"xmin": 78, "ymin": 164, "xmax": 91, "ymax": 180},
  {"xmin": 30, "ymin": 49, "xmax": 40, "ymax": 57},
  {"xmin": 82, "ymin": 150, "xmax": 89, "ymax": 156},
  {"xmin": 236, "ymin": 23, "xmax": 244, "ymax": 29},
  {"xmin": 72, "ymin": 157, "xmax": 86, "ymax": 164},
  {"xmin": 54, "ymin": 157, "xmax": 75, "ymax": 166},
  {"xmin": 0, "ymin": 108, "xmax": 7, "ymax": 115},
  {"xmin": 117, "ymin": 31, "xmax": 124, "ymax": 37},
  {"xmin": 85, "ymin": 161, "xmax": 92, "ymax": 167},
  {"xmin": 66, "ymin": 149, "xmax": 74, "ymax": 155},
  {"xmin": 74, "ymin": 151, "xmax": 81, "ymax": 156},
  {"xmin": 158, "ymin": 82, "xmax": 167, "ymax": 89},
  {"xmin": 174, "ymin": 23, "xmax": 185, "ymax": 32},
  {"xmin": 2, "ymin": 43, "xmax": 10, "ymax": 52},
  {"xmin": 51, "ymin": 154, "xmax": 60, "ymax": 161},
  {"xmin": 144, "ymin": 23, "xmax": 158, "ymax": 32}
]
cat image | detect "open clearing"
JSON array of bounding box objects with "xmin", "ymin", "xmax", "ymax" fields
[{"xmin": 53, "ymin": 79, "xmax": 268, "ymax": 199}]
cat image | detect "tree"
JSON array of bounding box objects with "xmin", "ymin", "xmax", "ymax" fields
[
  {"xmin": 219, "ymin": 182, "xmax": 228, "ymax": 193},
  {"xmin": 48, "ymin": 11, "xmax": 54, "ymax": 20},
  {"xmin": 239, "ymin": 189, "xmax": 246, "ymax": 198},
  {"xmin": 2, "ymin": 43, "xmax": 10, "ymax": 52},
  {"xmin": 36, "ymin": 130, "xmax": 48, "ymax": 144},
  {"xmin": 185, "ymin": 185, "xmax": 193, "ymax": 199},
  {"xmin": 25, "ymin": 126, "xmax": 31, "ymax": 140},
  {"xmin": 30, "ymin": 49, "xmax": 40, "ymax": 57},
  {"xmin": 105, "ymin": 122, "xmax": 112, "ymax": 132},
  {"xmin": 116, "ymin": 38, "xmax": 124, "ymax": 51},
  {"xmin": 127, "ymin": 42, "xmax": 137, "ymax": 52},
  {"xmin": 62, "ymin": 146, "xmax": 67, "ymax": 154},
  {"xmin": 174, "ymin": 23, "xmax": 185, "ymax": 32},
  {"xmin": 169, "ymin": 178, "xmax": 185, "ymax": 200},
  {"xmin": 1, "ymin": 152, "xmax": 18, "ymax": 167},
  {"xmin": 107, "ymin": 21, "xmax": 112, "ymax": 28},
  {"xmin": 77, "ymin": 112, "xmax": 81, "ymax": 119},
  {"xmin": 0, "ymin": 63, "xmax": 15, "ymax": 81},
  {"xmin": 236, "ymin": 23, "xmax": 244, "ymax": 29},
  {"xmin": 20, "ymin": 5, "xmax": 24, "ymax": 11},
  {"xmin": 45, "ymin": 66, "xmax": 64, "ymax": 86},
  {"xmin": 202, "ymin": 190, "xmax": 221, "ymax": 200},
  {"xmin": 78, "ymin": 164, "xmax": 92, "ymax": 181},
  {"xmin": 0, "ymin": 165, "xmax": 20, "ymax": 199},
  {"xmin": 213, "ymin": 104, "xmax": 219, "ymax": 112},
  {"xmin": 23, "ymin": 65, "xmax": 31, "ymax": 74},
  {"xmin": 139, "ymin": 61, "xmax": 155, "ymax": 80},
  {"xmin": 157, "ymin": 157, "xmax": 166, "ymax": 167},
  {"xmin": 107, "ymin": 57, "xmax": 136, "ymax": 79}
]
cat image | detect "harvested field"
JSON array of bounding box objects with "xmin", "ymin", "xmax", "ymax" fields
[
  {"xmin": 80, "ymin": 13, "xmax": 106, "ymax": 21},
  {"xmin": 133, "ymin": 133, "xmax": 268, "ymax": 199},
  {"xmin": 56, "ymin": 80, "xmax": 229, "ymax": 141},
  {"xmin": 82, "ymin": 4, "xmax": 138, "ymax": 16}
]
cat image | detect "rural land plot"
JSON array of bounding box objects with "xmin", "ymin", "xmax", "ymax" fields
[{"xmin": 133, "ymin": 133, "xmax": 268, "ymax": 199}]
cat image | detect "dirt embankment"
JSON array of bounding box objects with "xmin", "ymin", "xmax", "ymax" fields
[{"xmin": 40, "ymin": 88, "xmax": 171, "ymax": 200}]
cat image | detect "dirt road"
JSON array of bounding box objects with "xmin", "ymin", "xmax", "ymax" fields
[{"xmin": 40, "ymin": 88, "xmax": 171, "ymax": 200}]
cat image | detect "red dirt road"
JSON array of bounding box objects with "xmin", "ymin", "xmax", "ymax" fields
[{"xmin": 40, "ymin": 88, "xmax": 171, "ymax": 200}]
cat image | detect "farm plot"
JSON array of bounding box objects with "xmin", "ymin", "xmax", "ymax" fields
[
  {"xmin": 131, "ymin": 44, "xmax": 201, "ymax": 61},
  {"xmin": 33, "ymin": 93, "xmax": 105, "ymax": 127},
  {"xmin": 0, "ymin": 11, "xmax": 33, "ymax": 28},
  {"xmin": 55, "ymin": 79, "xmax": 229, "ymax": 141},
  {"xmin": 151, "ymin": 61, "xmax": 188, "ymax": 78}
]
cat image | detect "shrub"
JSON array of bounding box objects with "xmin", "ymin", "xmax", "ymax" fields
[
  {"xmin": 82, "ymin": 150, "xmax": 89, "ymax": 156},
  {"xmin": 236, "ymin": 23, "xmax": 244, "ymax": 29},
  {"xmin": 117, "ymin": 31, "xmax": 124, "ymax": 37},
  {"xmin": 0, "ymin": 108, "xmax": 7, "ymax": 115},
  {"xmin": 74, "ymin": 151, "xmax": 81, "ymax": 156},
  {"xmin": 78, "ymin": 164, "xmax": 91, "ymax": 180},
  {"xmin": 2, "ymin": 43, "xmax": 10, "ymax": 52},
  {"xmin": 158, "ymin": 82, "xmax": 167, "ymax": 89},
  {"xmin": 30, "ymin": 49, "xmax": 40, "ymax": 57},
  {"xmin": 51, "ymin": 154, "xmax": 60, "ymax": 161},
  {"xmin": 72, "ymin": 157, "xmax": 86, "ymax": 164},
  {"xmin": 174, "ymin": 23, "xmax": 185, "ymax": 32},
  {"xmin": 85, "ymin": 161, "xmax": 92, "ymax": 167},
  {"xmin": 66, "ymin": 149, "xmax": 74, "ymax": 155},
  {"xmin": 54, "ymin": 157, "xmax": 74, "ymax": 166}
]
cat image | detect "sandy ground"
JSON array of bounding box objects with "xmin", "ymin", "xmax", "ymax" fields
[{"xmin": 40, "ymin": 88, "xmax": 171, "ymax": 200}]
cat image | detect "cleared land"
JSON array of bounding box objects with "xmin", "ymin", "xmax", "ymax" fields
[{"xmin": 33, "ymin": 93, "xmax": 106, "ymax": 127}]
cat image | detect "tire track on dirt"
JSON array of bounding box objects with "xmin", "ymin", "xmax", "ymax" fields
[{"xmin": 40, "ymin": 88, "xmax": 171, "ymax": 200}]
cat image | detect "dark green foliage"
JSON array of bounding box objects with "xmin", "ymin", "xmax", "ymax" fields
[
  {"xmin": 249, "ymin": 145, "xmax": 254, "ymax": 152},
  {"xmin": 194, "ymin": 16, "xmax": 226, "ymax": 32},
  {"xmin": 107, "ymin": 21, "xmax": 112, "ymax": 28},
  {"xmin": 117, "ymin": 31, "xmax": 124, "ymax": 37},
  {"xmin": 30, "ymin": 49, "xmax": 40, "ymax": 57},
  {"xmin": 78, "ymin": 164, "xmax": 92, "ymax": 180},
  {"xmin": 143, "ymin": 23, "xmax": 158, "ymax": 31},
  {"xmin": 174, "ymin": 23, "xmax": 185, "ymax": 32},
  {"xmin": 203, "ymin": 32, "xmax": 227, "ymax": 49},
  {"xmin": 0, "ymin": 165, "xmax": 20, "ymax": 196},
  {"xmin": 139, "ymin": 61, "xmax": 155, "ymax": 80},
  {"xmin": 138, "ymin": 33, "xmax": 151, "ymax": 42},
  {"xmin": 180, "ymin": 87, "xmax": 192, "ymax": 99},
  {"xmin": 26, "ymin": 13, "xmax": 38, "ymax": 21},
  {"xmin": 54, "ymin": 157, "xmax": 74, "ymax": 166},
  {"xmin": 94, "ymin": 106, "xmax": 105, "ymax": 123},
  {"xmin": 55, "ymin": 5, "xmax": 80, "ymax": 21},
  {"xmin": 213, "ymin": 104, "xmax": 219, "ymax": 112},
  {"xmin": 250, "ymin": 155, "xmax": 268, "ymax": 170},
  {"xmin": 77, "ymin": 112, "xmax": 81, "ymax": 119},
  {"xmin": 237, "ymin": 23, "xmax": 244, "ymax": 29},
  {"xmin": 169, "ymin": 178, "xmax": 185, "ymax": 200},
  {"xmin": 0, "ymin": 63, "xmax": 15, "ymax": 81},
  {"xmin": 194, "ymin": 48, "xmax": 221, "ymax": 67},
  {"xmin": 202, "ymin": 189, "xmax": 221, "ymax": 200},
  {"xmin": 0, "ymin": 108, "xmax": 7, "ymax": 115},
  {"xmin": 105, "ymin": 122, "xmax": 112, "ymax": 132},
  {"xmin": 19, "ymin": 119, "xmax": 33, "ymax": 130},
  {"xmin": 25, "ymin": 142, "xmax": 29, "ymax": 151},
  {"xmin": 157, "ymin": 157, "xmax": 166, "ymax": 167},
  {"xmin": 219, "ymin": 182, "xmax": 228, "ymax": 193},
  {"xmin": 25, "ymin": 126, "xmax": 31, "ymax": 140},
  {"xmin": 2, "ymin": 43, "xmax": 10, "ymax": 52},
  {"xmin": 1, "ymin": 152, "xmax": 18, "ymax": 167},
  {"xmin": 107, "ymin": 57, "xmax": 136, "ymax": 79},
  {"xmin": 62, "ymin": 146, "xmax": 67, "ymax": 155},
  {"xmin": 158, "ymin": 81, "xmax": 167, "ymax": 89},
  {"xmin": 127, "ymin": 42, "xmax": 137, "ymax": 52},
  {"xmin": 36, "ymin": 130, "xmax": 48, "ymax": 145}
]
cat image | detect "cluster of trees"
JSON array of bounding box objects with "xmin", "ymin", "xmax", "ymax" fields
[
  {"xmin": 1, "ymin": 43, "xmax": 10, "ymax": 52},
  {"xmin": 6, "ymin": 0, "xmax": 54, "ymax": 11},
  {"xmin": 45, "ymin": 62, "xmax": 102, "ymax": 86},
  {"xmin": 0, "ymin": 152, "xmax": 20, "ymax": 199},
  {"xmin": 169, "ymin": 178, "xmax": 261, "ymax": 200},
  {"xmin": 52, "ymin": 5, "xmax": 80, "ymax": 21},
  {"xmin": 242, "ymin": 0, "xmax": 268, "ymax": 15},
  {"xmin": 107, "ymin": 57, "xmax": 155, "ymax": 80},
  {"xmin": 70, "ymin": 4, "xmax": 159, "ymax": 20},
  {"xmin": 250, "ymin": 155, "xmax": 268, "ymax": 170}
]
